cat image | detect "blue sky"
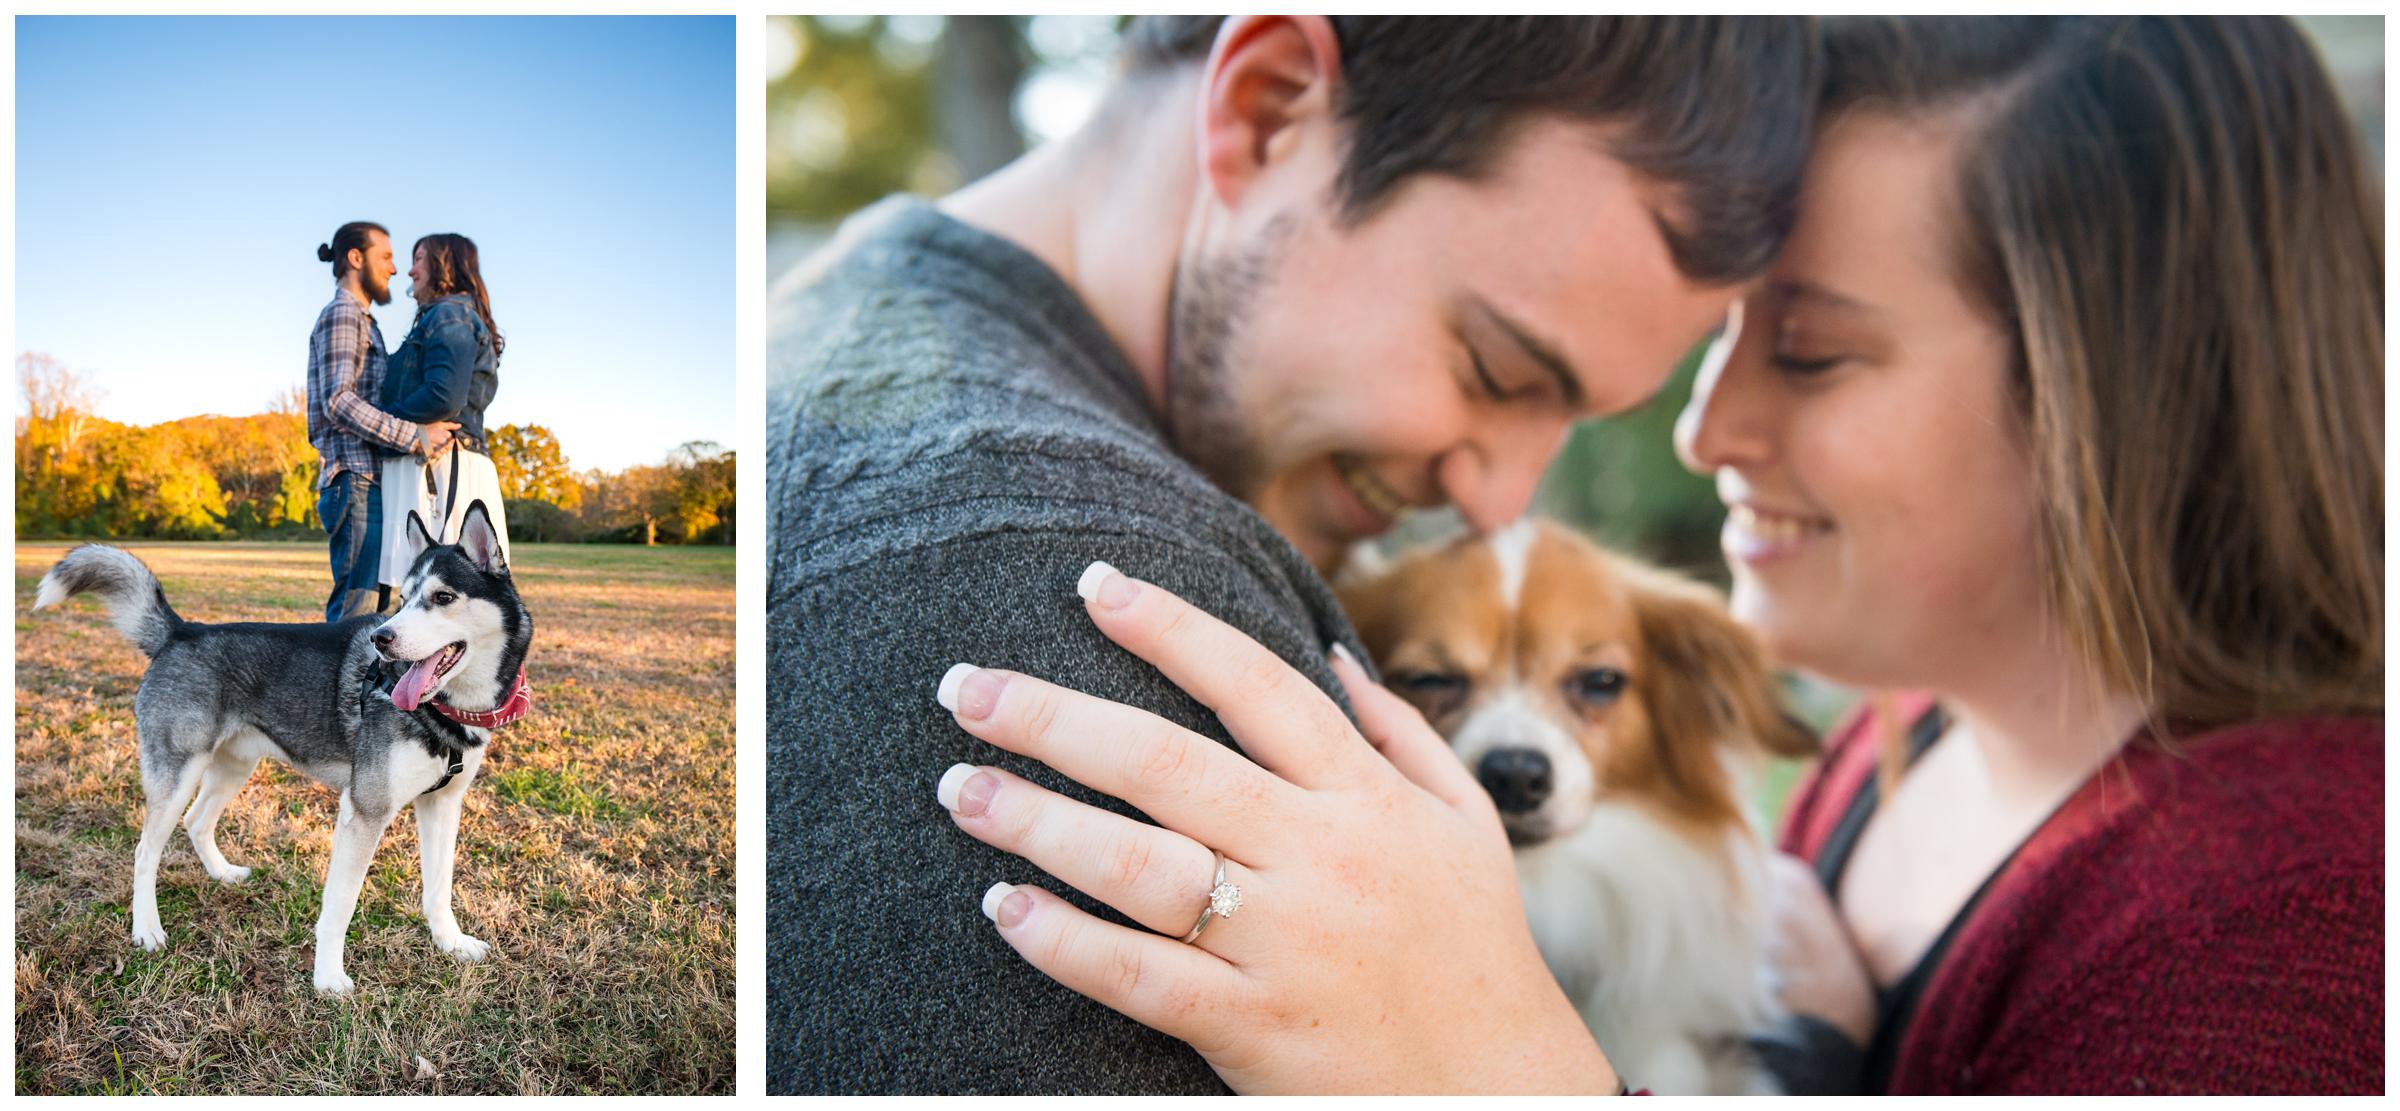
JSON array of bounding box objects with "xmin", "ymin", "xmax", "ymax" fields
[{"xmin": 16, "ymin": 16, "xmax": 732, "ymax": 473}]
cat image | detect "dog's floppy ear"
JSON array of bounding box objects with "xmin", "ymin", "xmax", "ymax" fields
[
  {"xmin": 458, "ymin": 500, "xmax": 506, "ymax": 575},
  {"xmin": 404, "ymin": 509, "xmax": 439, "ymax": 563},
  {"xmin": 1631, "ymin": 572, "xmax": 1818, "ymax": 761}
]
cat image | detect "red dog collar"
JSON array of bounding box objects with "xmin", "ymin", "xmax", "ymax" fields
[{"xmin": 434, "ymin": 667, "xmax": 532, "ymax": 729}]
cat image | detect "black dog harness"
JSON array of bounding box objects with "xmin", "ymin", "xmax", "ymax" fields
[
  {"xmin": 424, "ymin": 745, "xmax": 468, "ymax": 796},
  {"xmin": 357, "ymin": 667, "xmax": 473, "ymax": 797}
]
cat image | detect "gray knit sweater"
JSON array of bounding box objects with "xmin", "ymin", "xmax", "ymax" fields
[{"xmin": 766, "ymin": 198, "xmax": 1366, "ymax": 1094}]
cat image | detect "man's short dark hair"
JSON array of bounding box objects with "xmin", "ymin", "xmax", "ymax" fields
[{"xmin": 1122, "ymin": 16, "xmax": 1820, "ymax": 284}]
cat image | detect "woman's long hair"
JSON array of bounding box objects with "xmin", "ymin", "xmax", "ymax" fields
[
  {"xmin": 411, "ymin": 232, "xmax": 505, "ymax": 357},
  {"xmin": 1825, "ymin": 16, "xmax": 2382, "ymax": 727}
]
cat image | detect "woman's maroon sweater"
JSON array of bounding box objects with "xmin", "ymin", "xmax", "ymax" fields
[{"xmin": 1780, "ymin": 699, "xmax": 2384, "ymax": 1094}]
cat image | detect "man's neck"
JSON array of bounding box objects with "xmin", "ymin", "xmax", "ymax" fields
[
  {"xmin": 937, "ymin": 77, "xmax": 1200, "ymax": 421},
  {"xmin": 337, "ymin": 278, "xmax": 369, "ymax": 310}
]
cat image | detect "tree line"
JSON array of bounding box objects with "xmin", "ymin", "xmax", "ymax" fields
[{"xmin": 15, "ymin": 353, "xmax": 734, "ymax": 545}]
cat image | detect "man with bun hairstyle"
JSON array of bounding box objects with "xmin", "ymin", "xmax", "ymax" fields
[{"xmin": 305, "ymin": 221, "xmax": 457, "ymax": 620}]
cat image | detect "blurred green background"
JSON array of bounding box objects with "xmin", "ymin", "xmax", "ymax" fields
[{"xmin": 767, "ymin": 15, "xmax": 2386, "ymax": 787}]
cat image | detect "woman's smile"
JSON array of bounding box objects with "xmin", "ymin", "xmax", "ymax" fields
[{"xmin": 1721, "ymin": 502, "xmax": 1834, "ymax": 566}]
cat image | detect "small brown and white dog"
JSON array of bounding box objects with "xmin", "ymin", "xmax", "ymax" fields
[{"xmin": 1338, "ymin": 519, "xmax": 1815, "ymax": 1095}]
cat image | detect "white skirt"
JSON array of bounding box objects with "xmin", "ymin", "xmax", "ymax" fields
[{"xmin": 378, "ymin": 447, "xmax": 514, "ymax": 587}]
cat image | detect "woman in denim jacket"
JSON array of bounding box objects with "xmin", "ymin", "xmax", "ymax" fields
[{"xmin": 376, "ymin": 232, "xmax": 512, "ymax": 587}]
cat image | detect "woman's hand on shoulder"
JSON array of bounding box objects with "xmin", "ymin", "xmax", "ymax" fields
[{"xmin": 932, "ymin": 563, "xmax": 1619, "ymax": 1094}]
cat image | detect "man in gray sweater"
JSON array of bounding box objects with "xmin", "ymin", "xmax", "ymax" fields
[{"xmin": 768, "ymin": 16, "xmax": 1817, "ymax": 1093}]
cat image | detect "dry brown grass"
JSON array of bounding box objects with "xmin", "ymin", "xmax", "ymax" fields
[{"xmin": 14, "ymin": 541, "xmax": 733, "ymax": 1095}]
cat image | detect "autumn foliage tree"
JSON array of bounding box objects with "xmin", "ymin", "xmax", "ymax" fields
[
  {"xmin": 18, "ymin": 356, "xmax": 733, "ymax": 544},
  {"xmin": 16, "ymin": 353, "xmax": 303, "ymax": 539}
]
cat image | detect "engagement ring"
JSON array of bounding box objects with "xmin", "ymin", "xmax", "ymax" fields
[{"xmin": 1180, "ymin": 851, "xmax": 1241, "ymax": 944}]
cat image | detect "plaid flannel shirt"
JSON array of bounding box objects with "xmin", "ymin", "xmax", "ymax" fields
[{"xmin": 307, "ymin": 289, "xmax": 422, "ymax": 488}]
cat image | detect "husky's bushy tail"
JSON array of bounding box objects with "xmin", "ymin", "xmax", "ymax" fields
[{"xmin": 34, "ymin": 545, "xmax": 184, "ymax": 657}]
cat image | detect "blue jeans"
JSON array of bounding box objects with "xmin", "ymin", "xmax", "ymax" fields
[{"xmin": 318, "ymin": 470, "xmax": 383, "ymax": 622}]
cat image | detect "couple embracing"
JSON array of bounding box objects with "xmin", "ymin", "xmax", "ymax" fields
[
  {"xmin": 306, "ymin": 220, "xmax": 513, "ymax": 621},
  {"xmin": 772, "ymin": 15, "xmax": 2381, "ymax": 1096}
]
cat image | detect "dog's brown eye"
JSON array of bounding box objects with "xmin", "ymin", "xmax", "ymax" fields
[
  {"xmin": 1390, "ymin": 670, "xmax": 1465, "ymax": 696},
  {"xmin": 1387, "ymin": 670, "xmax": 1469, "ymax": 717},
  {"xmin": 1570, "ymin": 667, "xmax": 1627, "ymax": 705},
  {"xmin": 430, "ymin": 590, "xmax": 457, "ymax": 606}
]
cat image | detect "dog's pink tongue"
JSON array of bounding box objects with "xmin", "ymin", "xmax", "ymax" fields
[{"xmin": 392, "ymin": 656, "xmax": 440, "ymax": 711}]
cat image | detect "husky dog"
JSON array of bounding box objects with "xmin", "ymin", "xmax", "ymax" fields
[{"xmin": 33, "ymin": 500, "xmax": 531, "ymax": 995}]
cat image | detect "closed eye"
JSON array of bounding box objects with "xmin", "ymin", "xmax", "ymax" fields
[
  {"xmin": 1770, "ymin": 353, "xmax": 1848, "ymax": 375},
  {"xmin": 1469, "ymin": 349, "xmax": 1507, "ymax": 401}
]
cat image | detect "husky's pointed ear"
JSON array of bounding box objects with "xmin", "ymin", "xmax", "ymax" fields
[
  {"xmin": 405, "ymin": 510, "xmax": 438, "ymax": 562},
  {"xmin": 459, "ymin": 500, "xmax": 505, "ymax": 574}
]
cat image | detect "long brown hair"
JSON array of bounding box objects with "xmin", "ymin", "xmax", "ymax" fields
[
  {"xmin": 411, "ymin": 233, "xmax": 505, "ymax": 357},
  {"xmin": 1826, "ymin": 16, "xmax": 2383, "ymax": 728}
]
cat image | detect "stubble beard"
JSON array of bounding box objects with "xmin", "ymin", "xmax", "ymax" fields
[{"xmin": 1162, "ymin": 214, "xmax": 1296, "ymax": 505}]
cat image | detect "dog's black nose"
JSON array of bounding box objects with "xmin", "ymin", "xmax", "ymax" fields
[
  {"xmin": 1477, "ymin": 749, "xmax": 1553, "ymax": 814},
  {"xmin": 371, "ymin": 628, "xmax": 395, "ymax": 650}
]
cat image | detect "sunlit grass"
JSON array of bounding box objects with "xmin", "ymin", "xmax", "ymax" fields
[{"xmin": 14, "ymin": 541, "xmax": 733, "ymax": 1095}]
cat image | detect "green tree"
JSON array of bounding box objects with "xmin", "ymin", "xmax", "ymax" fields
[
  {"xmin": 669, "ymin": 440, "xmax": 735, "ymax": 545},
  {"xmin": 490, "ymin": 423, "xmax": 584, "ymax": 510}
]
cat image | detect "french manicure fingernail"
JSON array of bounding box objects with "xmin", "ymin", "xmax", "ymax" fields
[
  {"xmin": 981, "ymin": 881, "xmax": 1015, "ymax": 923},
  {"xmin": 954, "ymin": 668, "xmax": 1004, "ymax": 721},
  {"xmin": 1330, "ymin": 642, "xmax": 1358, "ymax": 669},
  {"xmin": 1079, "ymin": 560, "xmax": 1138, "ymax": 611},
  {"xmin": 936, "ymin": 763, "xmax": 975, "ymax": 810},
  {"xmin": 1076, "ymin": 561, "xmax": 1114, "ymax": 602},
  {"xmin": 937, "ymin": 663, "xmax": 978, "ymax": 713},
  {"xmin": 997, "ymin": 887, "xmax": 1032, "ymax": 928},
  {"xmin": 938, "ymin": 764, "xmax": 998, "ymax": 816}
]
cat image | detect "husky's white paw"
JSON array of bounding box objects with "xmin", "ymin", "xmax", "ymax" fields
[
  {"xmin": 313, "ymin": 967, "xmax": 356, "ymax": 996},
  {"xmin": 434, "ymin": 932, "xmax": 490, "ymax": 962},
  {"xmin": 208, "ymin": 863, "xmax": 252, "ymax": 884},
  {"xmin": 130, "ymin": 919, "xmax": 167, "ymax": 951}
]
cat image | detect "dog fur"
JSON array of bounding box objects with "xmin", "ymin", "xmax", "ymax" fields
[
  {"xmin": 33, "ymin": 500, "xmax": 530, "ymax": 995},
  {"xmin": 1338, "ymin": 519, "xmax": 1815, "ymax": 1094}
]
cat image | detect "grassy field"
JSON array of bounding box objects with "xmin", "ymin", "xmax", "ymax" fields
[{"xmin": 14, "ymin": 541, "xmax": 734, "ymax": 1095}]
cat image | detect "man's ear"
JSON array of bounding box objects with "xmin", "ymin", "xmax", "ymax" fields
[
  {"xmin": 1198, "ymin": 16, "xmax": 1344, "ymax": 210},
  {"xmin": 405, "ymin": 509, "xmax": 438, "ymax": 563},
  {"xmin": 458, "ymin": 500, "xmax": 505, "ymax": 575}
]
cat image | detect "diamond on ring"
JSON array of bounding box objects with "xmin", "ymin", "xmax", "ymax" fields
[{"xmin": 1181, "ymin": 850, "xmax": 1240, "ymax": 945}]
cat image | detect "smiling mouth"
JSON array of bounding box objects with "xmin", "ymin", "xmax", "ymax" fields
[
  {"xmin": 1727, "ymin": 504, "xmax": 1834, "ymax": 543},
  {"xmin": 1333, "ymin": 455, "xmax": 1411, "ymax": 523},
  {"xmin": 391, "ymin": 641, "xmax": 467, "ymax": 712}
]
